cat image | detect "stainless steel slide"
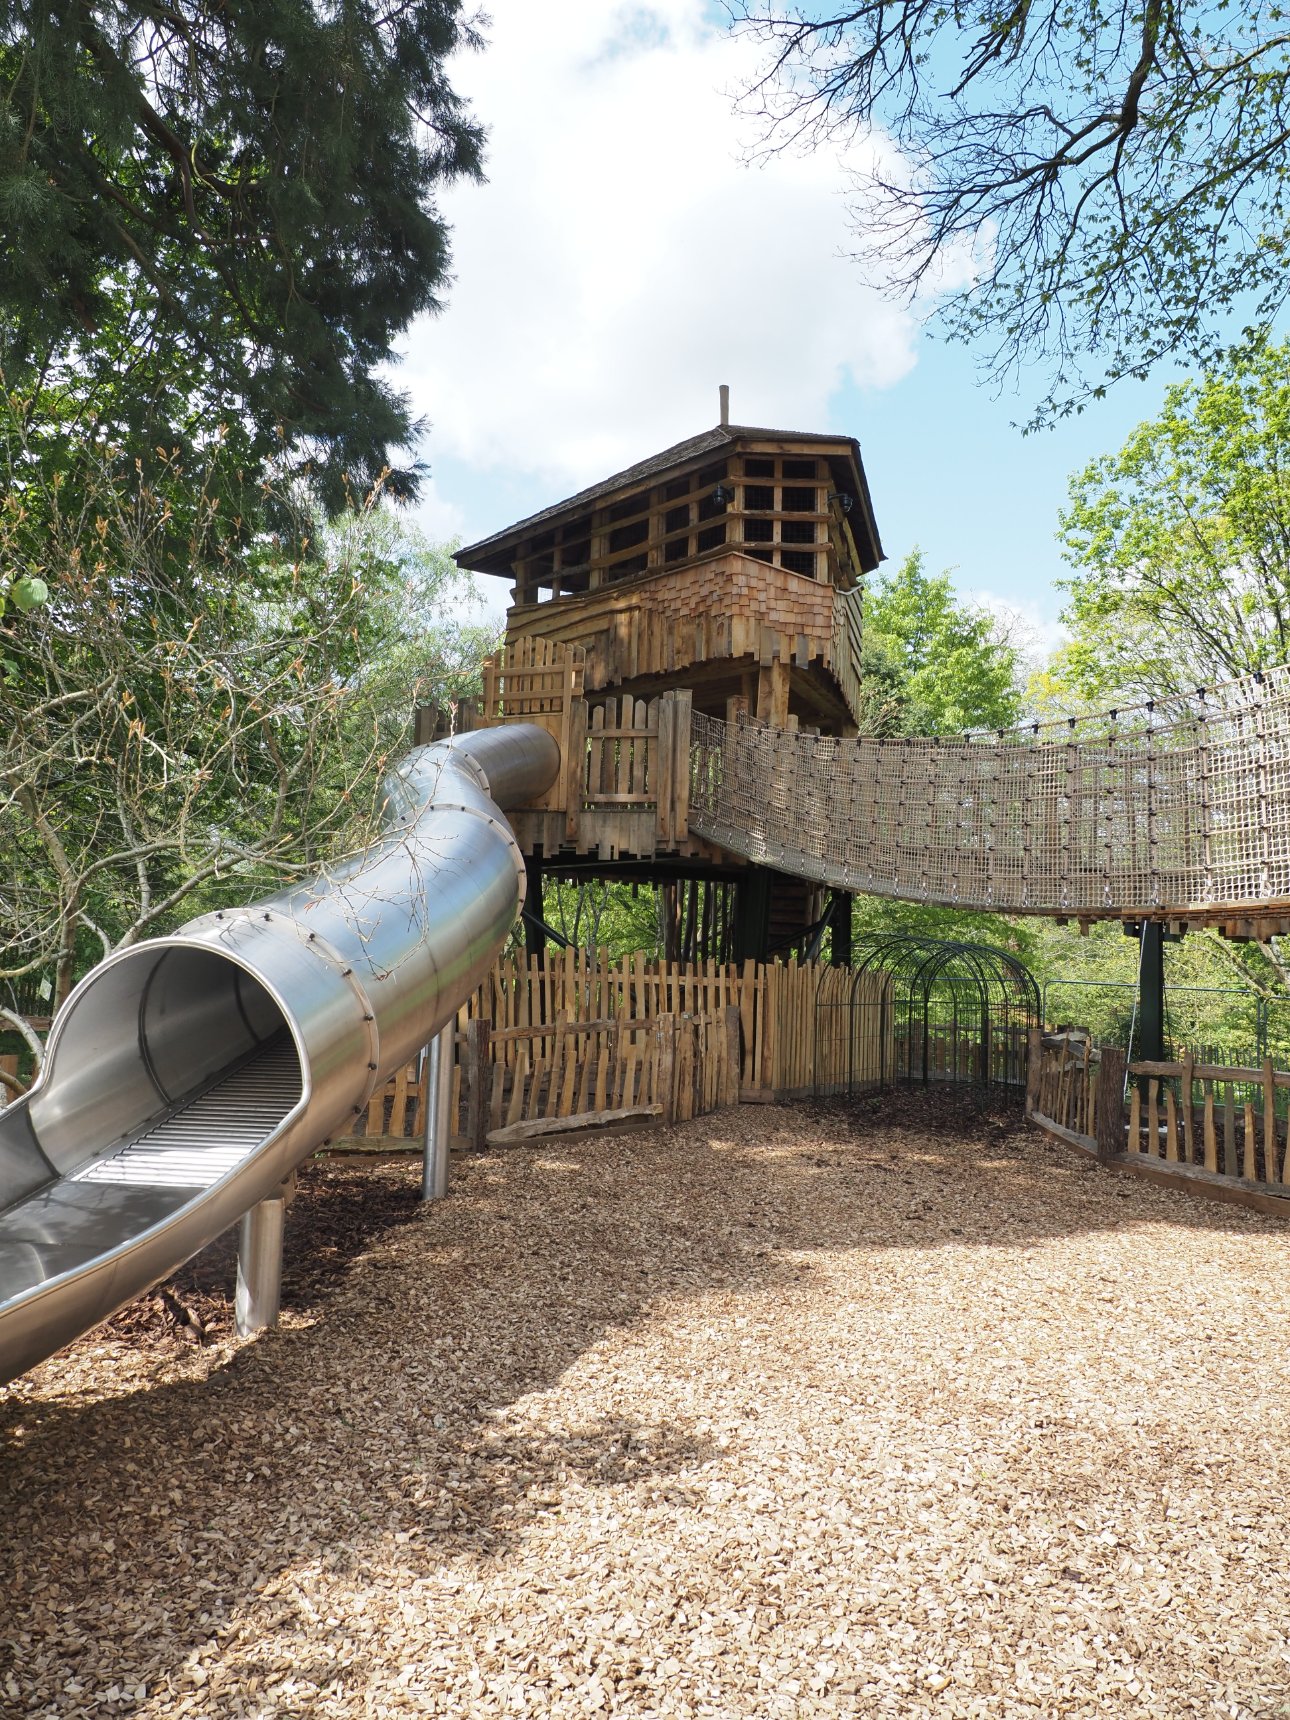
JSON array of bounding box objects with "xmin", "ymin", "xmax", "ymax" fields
[{"xmin": 0, "ymin": 725, "xmax": 559, "ymax": 1386}]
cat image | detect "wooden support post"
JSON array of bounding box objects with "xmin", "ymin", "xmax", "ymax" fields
[
  {"xmin": 1138, "ymin": 921, "xmax": 1166, "ymax": 1082},
  {"xmin": 734, "ymin": 866, "xmax": 772, "ymax": 965},
  {"xmin": 1095, "ymin": 1046, "xmax": 1127, "ymax": 1163},
  {"xmin": 755, "ymin": 657, "xmax": 790, "ymax": 728},
  {"xmin": 524, "ymin": 853, "xmax": 545, "ymax": 963},
  {"xmin": 466, "ymin": 1018, "xmax": 491, "ymax": 1152},
  {"xmin": 830, "ymin": 890, "xmax": 852, "ymax": 967},
  {"xmin": 1025, "ymin": 1027, "xmax": 1042, "ymax": 1117},
  {"xmin": 413, "ymin": 704, "xmax": 438, "ymax": 746}
]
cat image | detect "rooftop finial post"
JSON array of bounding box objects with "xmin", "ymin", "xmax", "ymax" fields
[{"xmin": 719, "ymin": 383, "xmax": 729, "ymax": 427}]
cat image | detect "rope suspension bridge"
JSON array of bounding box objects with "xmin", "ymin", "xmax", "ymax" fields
[{"xmin": 688, "ymin": 663, "xmax": 1290, "ymax": 926}]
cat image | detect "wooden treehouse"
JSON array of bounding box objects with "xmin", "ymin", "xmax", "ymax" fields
[{"xmin": 440, "ymin": 397, "xmax": 885, "ymax": 963}]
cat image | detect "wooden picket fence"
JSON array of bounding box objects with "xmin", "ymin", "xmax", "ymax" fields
[
  {"xmin": 1127, "ymin": 1056, "xmax": 1290, "ymax": 1184},
  {"xmin": 1031, "ymin": 1033, "xmax": 1101, "ymax": 1140},
  {"xmin": 1026, "ymin": 1030, "xmax": 1290, "ymax": 1215},
  {"xmin": 345, "ymin": 951, "xmax": 891, "ymax": 1150}
]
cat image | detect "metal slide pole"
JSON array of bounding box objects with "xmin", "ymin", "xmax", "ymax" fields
[
  {"xmin": 235, "ymin": 1190, "xmax": 286, "ymax": 1336},
  {"xmin": 422, "ymin": 1019, "xmax": 454, "ymax": 1202}
]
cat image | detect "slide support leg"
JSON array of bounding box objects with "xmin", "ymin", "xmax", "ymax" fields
[
  {"xmin": 422, "ymin": 1020, "xmax": 455, "ymax": 1202},
  {"xmin": 235, "ymin": 1190, "xmax": 286, "ymax": 1336}
]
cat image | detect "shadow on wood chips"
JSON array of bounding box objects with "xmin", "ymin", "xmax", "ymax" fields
[
  {"xmin": 103, "ymin": 1156, "xmax": 423, "ymax": 1351},
  {"xmin": 105, "ymin": 1085, "xmax": 1026, "ymax": 1356},
  {"xmin": 806, "ymin": 1081, "xmax": 1029, "ymax": 1151}
]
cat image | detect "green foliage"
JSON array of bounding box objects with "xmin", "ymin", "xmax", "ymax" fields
[
  {"xmin": 541, "ymin": 879, "xmax": 664, "ymax": 961},
  {"xmin": 1057, "ymin": 337, "xmax": 1290, "ymax": 702},
  {"xmin": 859, "ymin": 549, "xmax": 1021, "ymax": 735},
  {"xmin": 732, "ymin": 3, "xmax": 1290, "ymax": 420},
  {"xmin": 0, "ymin": 2, "xmax": 482, "ymax": 506},
  {"xmin": 850, "ymin": 895, "xmax": 1041, "ymax": 970},
  {"xmin": 0, "ymin": 571, "xmax": 44, "ymax": 616},
  {"xmin": 0, "ymin": 406, "xmax": 486, "ymax": 1007}
]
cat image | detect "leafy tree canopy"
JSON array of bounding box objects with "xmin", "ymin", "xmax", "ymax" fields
[
  {"xmin": 0, "ymin": 1, "xmax": 482, "ymax": 507},
  {"xmin": 1056, "ymin": 336, "xmax": 1290, "ymax": 701},
  {"xmin": 730, "ymin": 1, "xmax": 1290, "ymax": 422},
  {"xmin": 859, "ymin": 548, "xmax": 1021, "ymax": 734},
  {"xmin": 0, "ymin": 397, "xmax": 491, "ymax": 1033}
]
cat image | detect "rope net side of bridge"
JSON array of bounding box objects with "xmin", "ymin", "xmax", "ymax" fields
[{"xmin": 688, "ymin": 665, "xmax": 1290, "ymax": 915}]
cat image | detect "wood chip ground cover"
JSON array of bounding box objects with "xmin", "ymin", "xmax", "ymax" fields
[{"xmin": 3, "ymin": 1090, "xmax": 1289, "ymax": 1718}]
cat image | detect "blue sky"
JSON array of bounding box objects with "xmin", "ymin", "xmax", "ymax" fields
[{"xmin": 397, "ymin": 1, "xmax": 1192, "ymax": 660}]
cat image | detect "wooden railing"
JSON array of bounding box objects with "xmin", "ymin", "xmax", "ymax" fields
[
  {"xmin": 1027, "ymin": 1031, "xmax": 1290, "ymax": 1213},
  {"xmin": 346, "ymin": 952, "xmax": 891, "ymax": 1149},
  {"xmin": 1128, "ymin": 1056, "xmax": 1290, "ymax": 1185},
  {"xmin": 473, "ymin": 635, "xmax": 585, "ymax": 814}
]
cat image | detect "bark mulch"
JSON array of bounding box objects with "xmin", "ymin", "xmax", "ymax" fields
[{"xmin": 2, "ymin": 1090, "xmax": 1289, "ymax": 1718}]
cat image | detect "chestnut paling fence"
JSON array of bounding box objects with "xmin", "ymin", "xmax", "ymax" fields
[
  {"xmin": 347, "ymin": 951, "xmax": 891, "ymax": 1149},
  {"xmin": 1028, "ymin": 1032, "xmax": 1290, "ymax": 1202},
  {"xmin": 688, "ymin": 664, "xmax": 1290, "ymax": 915}
]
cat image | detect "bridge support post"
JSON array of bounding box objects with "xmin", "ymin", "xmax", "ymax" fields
[
  {"xmin": 830, "ymin": 891, "xmax": 852, "ymax": 966},
  {"xmin": 524, "ymin": 852, "xmax": 546, "ymax": 963},
  {"xmin": 734, "ymin": 866, "xmax": 772, "ymax": 964},
  {"xmin": 422, "ymin": 1020, "xmax": 455, "ymax": 1202},
  {"xmin": 1139, "ymin": 920, "xmax": 1166, "ymax": 1065},
  {"xmin": 235, "ymin": 1185, "xmax": 288, "ymax": 1336}
]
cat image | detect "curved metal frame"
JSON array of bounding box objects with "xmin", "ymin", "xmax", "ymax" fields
[{"xmin": 814, "ymin": 934, "xmax": 1040, "ymax": 1098}]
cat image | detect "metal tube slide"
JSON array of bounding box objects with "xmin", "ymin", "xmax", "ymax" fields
[{"xmin": 0, "ymin": 725, "xmax": 559, "ymax": 1386}]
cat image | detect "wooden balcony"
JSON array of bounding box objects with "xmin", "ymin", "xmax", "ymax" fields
[{"xmin": 504, "ymin": 550, "xmax": 865, "ymax": 729}]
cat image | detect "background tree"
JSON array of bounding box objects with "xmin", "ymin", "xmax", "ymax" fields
[
  {"xmin": 729, "ymin": 1, "xmax": 1290, "ymax": 420},
  {"xmin": 1056, "ymin": 336, "xmax": 1290, "ymax": 702},
  {"xmin": 1, "ymin": 1, "xmax": 482, "ymax": 505},
  {"xmin": 858, "ymin": 548, "xmax": 1021, "ymax": 734},
  {"xmin": 0, "ymin": 412, "xmax": 489, "ymax": 1074}
]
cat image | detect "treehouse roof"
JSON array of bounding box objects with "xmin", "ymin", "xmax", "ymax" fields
[{"xmin": 454, "ymin": 421, "xmax": 884, "ymax": 577}]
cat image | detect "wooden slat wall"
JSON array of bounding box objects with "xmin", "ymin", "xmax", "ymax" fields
[
  {"xmin": 351, "ymin": 952, "xmax": 891, "ymax": 1143},
  {"xmin": 471, "ymin": 654, "xmax": 692, "ymax": 852},
  {"xmin": 474, "ymin": 635, "xmax": 586, "ymax": 814}
]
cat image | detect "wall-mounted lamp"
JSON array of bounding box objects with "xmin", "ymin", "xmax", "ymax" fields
[
  {"xmin": 712, "ymin": 482, "xmax": 734, "ymax": 508},
  {"xmin": 828, "ymin": 491, "xmax": 854, "ymax": 515}
]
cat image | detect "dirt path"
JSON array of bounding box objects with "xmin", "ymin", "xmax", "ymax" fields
[{"xmin": 3, "ymin": 1092, "xmax": 1289, "ymax": 1718}]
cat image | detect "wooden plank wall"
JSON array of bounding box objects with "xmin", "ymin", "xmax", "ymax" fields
[
  {"xmin": 830, "ymin": 585, "xmax": 866, "ymax": 731},
  {"xmin": 350, "ymin": 952, "xmax": 893, "ymax": 1146}
]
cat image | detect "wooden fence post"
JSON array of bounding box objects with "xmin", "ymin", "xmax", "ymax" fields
[
  {"xmin": 1095, "ymin": 1046, "xmax": 1126, "ymax": 1164},
  {"xmin": 655, "ymin": 1014, "xmax": 676, "ymax": 1123},
  {"xmin": 1025, "ymin": 1027, "xmax": 1042, "ymax": 1117},
  {"xmin": 466, "ymin": 1018, "xmax": 491, "ymax": 1152},
  {"xmin": 724, "ymin": 1004, "xmax": 741, "ymax": 1109}
]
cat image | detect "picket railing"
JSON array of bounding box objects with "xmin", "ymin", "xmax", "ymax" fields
[
  {"xmin": 1127, "ymin": 1056, "xmax": 1290, "ymax": 1185},
  {"xmin": 1026, "ymin": 1030, "xmax": 1290, "ymax": 1212}
]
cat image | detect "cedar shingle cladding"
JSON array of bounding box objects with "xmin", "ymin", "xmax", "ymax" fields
[{"xmin": 453, "ymin": 423, "xmax": 883, "ymax": 597}]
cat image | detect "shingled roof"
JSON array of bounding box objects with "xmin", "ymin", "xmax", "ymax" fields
[{"xmin": 454, "ymin": 422, "xmax": 883, "ymax": 576}]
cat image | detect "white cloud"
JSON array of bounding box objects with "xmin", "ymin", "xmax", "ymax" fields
[
  {"xmin": 407, "ymin": 476, "xmax": 468, "ymax": 543},
  {"xmin": 400, "ymin": 0, "xmax": 922, "ymax": 493},
  {"xmin": 969, "ymin": 588, "xmax": 1070, "ymax": 675}
]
